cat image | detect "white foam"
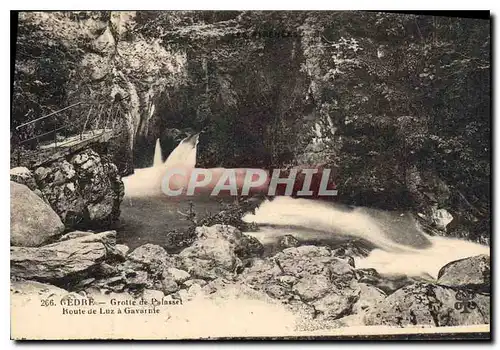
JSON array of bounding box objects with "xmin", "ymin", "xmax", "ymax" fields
[
  {"xmin": 124, "ymin": 135, "xmax": 198, "ymax": 198},
  {"xmin": 242, "ymin": 196, "xmax": 490, "ymax": 278},
  {"xmin": 153, "ymin": 138, "xmax": 163, "ymax": 167},
  {"xmin": 242, "ymin": 197, "xmax": 410, "ymax": 252},
  {"xmin": 356, "ymin": 235, "xmax": 489, "ymax": 278}
]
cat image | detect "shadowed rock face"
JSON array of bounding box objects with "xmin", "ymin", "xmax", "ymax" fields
[
  {"xmin": 10, "ymin": 181, "xmax": 64, "ymax": 247},
  {"xmin": 29, "ymin": 149, "xmax": 124, "ymax": 230}
]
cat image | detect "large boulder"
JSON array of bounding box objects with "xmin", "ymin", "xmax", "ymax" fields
[
  {"xmin": 364, "ymin": 282, "xmax": 490, "ymax": 327},
  {"xmin": 127, "ymin": 243, "xmax": 172, "ymax": 268},
  {"xmin": 33, "ymin": 149, "xmax": 124, "ymax": 229},
  {"xmin": 10, "ymin": 181, "xmax": 64, "ymax": 247},
  {"xmin": 11, "ymin": 231, "xmax": 115, "ymax": 282},
  {"xmin": 194, "ymin": 225, "xmax": 264, "ymax": 260},
  {"xmin": 176, "ymin": 225, "xmax": 264, "ymax": 280},
  {"xmin": 437, "ymin": 254, "xmax": 490, "ymax": 292}
]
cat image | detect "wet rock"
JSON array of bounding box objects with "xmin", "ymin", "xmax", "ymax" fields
[
  {"xmin": 437, "ymin": 254, "xmax": 490, "ymax": 292},
  {"xmin": 365, "ymin": 282, "xmax": 490, "ymax": 327},
  {"xmin": 430, "ymin": 207, "xmax": 454, "ymax": 230},
  {"xmin": 236, "ymin": 234, "xmax": 265, "ymax": 259},
  {"xmin": 11, "ymin": 230, "xmax": 116, "ymax": 281},
  {"xmin": 277, "ymin": 235, "xmax": 301, "ymax": 249},
  {"xmin": 10, "ymin": 181, "xmax": 65, "ymax": 247}
]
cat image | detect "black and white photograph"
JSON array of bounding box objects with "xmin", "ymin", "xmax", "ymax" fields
[{"xmin": 9, "ymin": 10, "xmax": 491, "ymax": 340}]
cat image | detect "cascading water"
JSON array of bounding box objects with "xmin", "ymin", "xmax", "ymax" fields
[
  {"xmin": 121, "ymin": 135, "xmax": 490, "ymax": 279},
  {"xmin": 122, "ymin": 133, "xmax": 199, "ymax": 198},
  {"xmin": 241, "ymin": 196, "xmax": 489, "ymax": 278},
  {"xmin": 153, "ymin": 138, "xmax": 163, "ymax": 167}
]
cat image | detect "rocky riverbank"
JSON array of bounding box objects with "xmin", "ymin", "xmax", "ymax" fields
[{"xmin": 10, "ymin": 176, "xmax": 490, "ymax": 330}]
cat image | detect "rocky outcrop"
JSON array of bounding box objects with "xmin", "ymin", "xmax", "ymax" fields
[
  {"xmin": 194, "ymin": 225, "xmax": 264, "ymax": 260},
  {"xmin": 10, "ymin": 181, "xmax": 64, "ymax": 247},
  {"xmin": 32, "ymin": 149, "xmax": 124, "ymax": 229},
  {"xmin": 11, "ymin": 231, "xmax": 116, "ymax": 282},
  {"xmin": 437, "ymin": 254, "xmax": 490, "ymax": 292},
  {"xmin": 176, "ymin": 225, "xmax": 264, "ymax": 280},
  {"xmin": 239, "ymin": 245, "xmax": 364, "ymax": 321}
]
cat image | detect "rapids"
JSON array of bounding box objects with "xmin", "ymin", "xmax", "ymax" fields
[{"xmin": 121, "ymin": 134, "xmax": 490, "ymax": 279}]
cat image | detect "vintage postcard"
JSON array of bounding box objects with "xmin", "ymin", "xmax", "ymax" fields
[{"xmin": 10, "ymin": 11, "xmax": 491, "ymax": 340}]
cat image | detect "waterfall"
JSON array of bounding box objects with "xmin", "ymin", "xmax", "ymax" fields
[
  {"xmin": 164, "ymin": 133, "xmax": 199, "ymax": 169},
  {"xmin": 153, "ymin": 138, "xmax": 163, "ymax": 167},
  {"xmin": 123, "ymin": 133, "xmax": 199, "ymax": 198}
]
